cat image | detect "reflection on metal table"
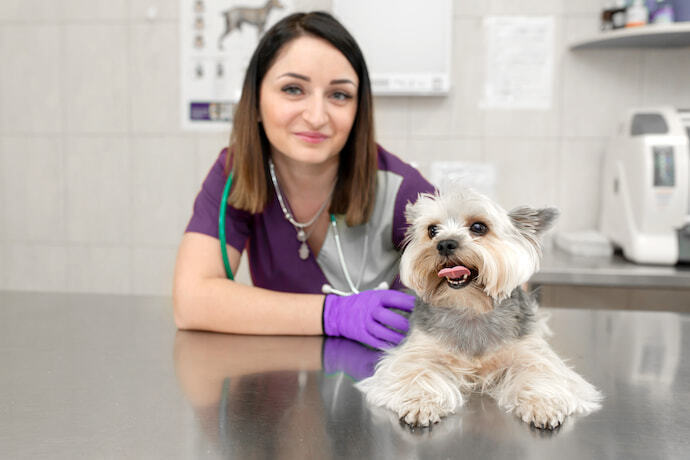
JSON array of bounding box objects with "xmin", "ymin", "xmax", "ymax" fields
[
  {"xmin": 2, "ymin": 291, "xmax": 689, "ymax": 459},
  {"xmin": 531, "ymin": 246, "xmax": 690, "ymax": 288}
]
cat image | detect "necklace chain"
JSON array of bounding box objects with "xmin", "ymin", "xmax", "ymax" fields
[{"xmin": 268, "ymin": 158, "xmax": 334, "ymax": 259}]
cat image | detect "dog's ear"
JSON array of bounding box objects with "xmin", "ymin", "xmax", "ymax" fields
[
  {"xmin": 405, "ymin": 192, "xmax": 433, "ymax": 224},
  {"xmin": 508, "ymin": 206, "xmax": 559, "ymax": 237},
  {"xmin": 404, "ymin": 200, "xmax": 419, "ymax": 225}
]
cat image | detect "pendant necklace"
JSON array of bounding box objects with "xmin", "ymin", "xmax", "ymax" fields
[{"xmin": 268, "ymin": 158, "xmax": 334, "ymax": 260}]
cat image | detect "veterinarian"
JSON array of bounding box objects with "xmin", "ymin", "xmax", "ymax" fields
[{"xmin": 173, "ymin": 12, "xmax": 434, "ymax": 350}]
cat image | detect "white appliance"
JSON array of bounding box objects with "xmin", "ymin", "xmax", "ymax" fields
[{"xmin": 600, "ymin": 106, "xmax": 690, "ymax": 265}]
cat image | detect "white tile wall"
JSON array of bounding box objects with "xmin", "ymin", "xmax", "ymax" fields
[
  {"xmin": 1, "ymin": 0, "xmax": 689, "ymax": 295},
  {"xmin": 407, "ymin": 137, "xmax": 485, "ymax": 180},
  {"xmin": 0, "ymin": 140, "xmax": 4, "ymax": 243},
  {"xmin": 488, "ymin": 0, "xmax": 564, "ymax": 15},
  {"xmin": 4, "ymin": 244, "xmax": 68, "ymax": 292},
  {"xmin": 485, "ymin": 139, "xmax": 560, "ymax": 210},
  {"xmin": 641, "ymin": 49, "xmax": 690, "ymax": 107},
  {"xmin": 1, "ymin": 136, "xmax": 65, "ymax": 243},
  {"xmin": 60, "ymin": 0, "xmax": 128, "ymax": 21},
  {"xmin": 408, "ymin": 97, "xmax": 455, "ymax": 138},
  {"xmin": 373, "ymin": 97, "xmax": 408, "ymax": 138},
  {"xmin": 448, "ymin": 18, "xmax": 485, "ymax": 138},
  {"xmin": 66, "ymin": 245, "xmax": 131, "ymax": 293},
  {"xmin": 558, "ymin": 138, "xmax": 607, "ymax": 231},
  {"xmin": 562, "ymin": 18, "xmax": 643, "ymax": 137},
  {"xmin": 130, "ymin": 246, "xmax": 178, "ymax": 296},
  {"xmin": 0, "ymin": 139, "xmax": 4, "ymax": 290},
  {"xmin": 0, "ymin": 27, "xmax": 3, "ymax": 136},
  {"xmin": 0, "ymin": 243, "xmax": 5, "ymax": 291},
  {"xmin": 128, "ymin": 1, "xmax": 179, "ymax": 22},
  {"xmin": 63, "ymin": 24, "xmax": 129, "ymax": 134},
  {"xmin": 0, "ymin": 25, "xmax": 62, "ymax": 134},
  {"xmin": 0, "ymin": 1, "xmax": 60, "ymax": 22},
  {"xmin": 195, "ymin": 132, "xmax": 231, "ymax": 185},
  {"xmin": 562, "ymin": 0, "xmax": 601, "ymax": 15},
  {"xmin": 65, "ymin": 137, "xmax": 130, "ymax": 244},
  {"xmin": 130, "ymin": 23, "xmax": 180, "ymax": 134},
  {"xmin": 129, "ymin": 136, "xmax": 197, "ymax": 246},
  {"xmin": 453, "ymin": 0, "xmax": 489, "ymax": 18}
]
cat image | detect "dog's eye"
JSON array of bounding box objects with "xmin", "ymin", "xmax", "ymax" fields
[
  {"xmin": 427, "ymin": 225, "xmax": 439, "ymax": 239},
  {"xmin": 469, "ymin": 222, "xmax": 488, "ymax": 235}
]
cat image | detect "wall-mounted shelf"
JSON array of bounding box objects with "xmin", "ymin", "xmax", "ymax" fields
[{"xmin": 569, "ymin": 22, "xmax": 690, "ymax": 49}]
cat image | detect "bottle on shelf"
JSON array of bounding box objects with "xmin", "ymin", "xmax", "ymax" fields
[
  {"xmin": 611, "ymin": 0, "xmax": 628, "ymax": 29},
  {"xmin": 601, "ymin": 1, "xmax": 615, "ymax": 30},
  {"xmin": 648, "ymin": 0, "xmax": 675, "ymax": 24},
  {"xmin": 626, "ymin": 0, "xmax": 649, "ymax": 27}
]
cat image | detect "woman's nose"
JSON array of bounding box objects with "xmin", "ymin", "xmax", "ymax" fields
[{"xmin": 302, "ymin": 95, "xmax": 328, "ymax": 127}]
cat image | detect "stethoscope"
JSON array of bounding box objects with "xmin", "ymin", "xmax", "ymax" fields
[{"xmin": 219, "ymin": 171, "xmax": 388, "ymax": 295}]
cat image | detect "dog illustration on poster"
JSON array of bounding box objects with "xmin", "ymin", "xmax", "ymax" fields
[{"xmin": 218, "ymin": 0, "xmax": 284, "ymax": 49}]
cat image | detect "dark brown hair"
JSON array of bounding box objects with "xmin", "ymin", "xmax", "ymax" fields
[{"xmin": 226, "ymin": 11, "xmax": 377, "ymax": 226}]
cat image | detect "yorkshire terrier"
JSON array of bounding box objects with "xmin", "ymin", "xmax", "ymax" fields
[{"xmin": 357, "ymin": 189, "xmax": 602, "ymax": 430}]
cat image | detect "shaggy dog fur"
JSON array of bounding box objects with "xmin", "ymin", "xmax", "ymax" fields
[{"xmin": 357, "ymin": 189, "xmax": 602, "ymax": 429}]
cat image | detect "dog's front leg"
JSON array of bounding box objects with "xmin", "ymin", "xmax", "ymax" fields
[
  {"xmin": 489, "ymin": 336, "xmax": 603, "ymax": 430},
  {"xmin": 357, "ymin": 331, "xmax": 472, "ymax": 427}
]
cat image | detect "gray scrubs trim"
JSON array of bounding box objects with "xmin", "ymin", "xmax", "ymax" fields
[{"xmin": 316, "ymin": 170, "xmax": 404, "ymax": 293}]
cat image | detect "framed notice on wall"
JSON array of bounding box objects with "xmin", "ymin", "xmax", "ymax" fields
[
  {"xmin": 180, "ymin": 0, "xmax": 294, "ymax": 131},
  {"xmin": 333, "ymin": 0, "xmax": 452, "ymax": 96}
]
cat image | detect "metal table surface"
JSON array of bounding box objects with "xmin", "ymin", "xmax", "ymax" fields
[
  {"xmin": 531, "ymin": 247, "xmax": 690, "ymax": 288},
  {"xmin": 2, "ymin": 291, "xmax": 689, "ymax": 459}
]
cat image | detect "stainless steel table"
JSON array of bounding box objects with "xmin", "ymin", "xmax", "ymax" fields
[
  {"xmin": 2, "ymin": 291, "xmax": 689, "ymax": 459},
  {"xmin": 531, "ymin": 247, "xmax": 690, "ymax": 288}
]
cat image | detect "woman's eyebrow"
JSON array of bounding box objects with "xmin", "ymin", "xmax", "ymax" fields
[
  {"xmin": 330, "ymin": 79, "xmax": 357, "ymax": 87},
  {"xmin": 278, "ymin": 72, "xmax": 357, "ymax": 87},
  {"xmin": 278, "ymin": 72, "xmax": 309, "ymax": 81}
]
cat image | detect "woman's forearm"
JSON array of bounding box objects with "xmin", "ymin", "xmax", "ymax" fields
[{"xmin": 173, "ymin": 277, "xmax": 325, "ymax": 335}]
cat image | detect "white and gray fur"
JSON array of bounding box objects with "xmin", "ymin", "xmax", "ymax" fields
[
  {"xmin": 357, "ymin": 187, "xmax": 603, "ymax": 430},
  {"xmin": 411, "ymin": 287, "xmax": 537, "ymax": 357}
]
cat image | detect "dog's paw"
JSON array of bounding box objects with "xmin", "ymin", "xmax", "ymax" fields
[
  {"xmin": 514, "ymin": 397, "xmax": 567, "ymax": 430},
  {"xmin": 396, "ymin": 400, "xmax": 450, "ymax": 427}
]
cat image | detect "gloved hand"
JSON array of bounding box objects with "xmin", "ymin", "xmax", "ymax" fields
[{"xmin": 322, "ymin": 290, "xmax": 415, "ymax": 350}]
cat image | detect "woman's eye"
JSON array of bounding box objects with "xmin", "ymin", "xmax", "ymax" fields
[
  {"xmin": 469, "ymin": 222, "xmax": 488, "ymax": 235},
  {"xmin": 427, "ymin": 225, "xmax": 439, "ymax": 239},
  {"xmin": 281, "ymin": 85, "xmax": 303, "ymax": 96},
  {"xmin": 331, "ymin": 91, "xmax": 353, "ymax": 101}
]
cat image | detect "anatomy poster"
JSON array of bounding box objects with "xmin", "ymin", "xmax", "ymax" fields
[{"xmin": 180, "ymin": 0, "xmax": 293, "ymax": 131}]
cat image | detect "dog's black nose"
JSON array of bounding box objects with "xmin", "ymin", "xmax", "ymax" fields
[{"xmin": 437, "ymin": 239, "xmax": 458, "ymax": 256}]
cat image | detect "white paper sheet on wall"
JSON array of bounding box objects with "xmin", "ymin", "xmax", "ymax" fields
[
  {"xmin": 179, "ymin": 0, "xmax": 294, "ymax": 131},
  {"xmin": 481, "ymin": 16, "xmax": 554, "ymax": 110}
]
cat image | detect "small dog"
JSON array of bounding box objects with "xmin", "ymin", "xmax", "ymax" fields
[{"xmin": 357, "ymin": 189, "xmax": 602, "ymax": 430}]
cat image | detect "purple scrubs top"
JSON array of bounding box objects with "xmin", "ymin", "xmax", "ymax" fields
[{"xmin": 185, "ymin": 145, "xmax": 434, "ymax": 293}]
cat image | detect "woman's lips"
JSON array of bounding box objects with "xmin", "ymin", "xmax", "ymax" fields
[{"xmin": 294, "ymin": 132, "xmax": 328, "ymax": 144}]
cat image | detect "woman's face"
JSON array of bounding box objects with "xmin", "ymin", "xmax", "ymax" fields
[{"xmin": 259, "ymin": 35, "xmax": 359, "ymax": 167}]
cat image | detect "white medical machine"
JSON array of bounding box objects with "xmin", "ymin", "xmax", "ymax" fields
[{"xmin": 600, "ymin": 106, "xmax": 690, "ymax": 265}]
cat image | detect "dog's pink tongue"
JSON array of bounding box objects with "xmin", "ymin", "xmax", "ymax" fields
[{"xmin": 438, "ymin": 266, "xmax": 471, "ymax": 278}]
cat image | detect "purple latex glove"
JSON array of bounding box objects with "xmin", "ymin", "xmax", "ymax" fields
[{"xmin": 322, "ymin": 290, "xmax": 415, "ymax": 350}]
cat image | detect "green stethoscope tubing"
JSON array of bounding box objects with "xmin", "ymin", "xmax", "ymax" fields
[
  {"xmin": 219, "ymin": 171, "xmax": 339, "ymax": 283},
  {"xmin": 218, "ymin": 171, "xmax": 367, "ymax": 294},
  {"xmin": 219, "ymin": 172, "xmax": 234, "ymax": 280}
]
